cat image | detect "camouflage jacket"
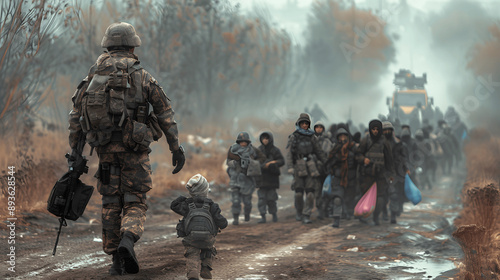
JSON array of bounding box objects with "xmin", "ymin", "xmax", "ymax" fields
[{"xmin": 68, "ymin": 50, "xmax": 179, "ymax": 153}]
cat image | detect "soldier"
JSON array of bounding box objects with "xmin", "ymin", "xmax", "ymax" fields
[
  {"xmin": 313, "ymin": 121, "xmax": 333, "ymax": 220},
  {"xmin": 286, "ymin": 113, "xmax": 327, "ymax": 224},
  {"xmin": 256, "ymin": 132, "xmax": 285, "ymax": 223},
  {"xmin": 68, "ymin": 22, "xmax": 185, "ymax": 275},
  {"xmin": 382, "ymin": 121, "xmax": 409, "ymax": 224},
  {"xmin": 356, "ymin": 119, "xmax": 394, "ymax": 225},
  {"xmin": 227, "ymin": 132, "xmax": 266, "ymax": 225},
  {"xmin": 326, "ymin": 127, "xmax": 359, "ymax": 227}
]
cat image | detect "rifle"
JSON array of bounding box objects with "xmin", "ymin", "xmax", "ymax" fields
[{"xmin": 52, "ymin": 133, "xmax": 89, "ymax": 255}]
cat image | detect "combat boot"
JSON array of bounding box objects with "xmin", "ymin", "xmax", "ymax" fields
[
  {"xmin": 302, "ymin": 215, "xmax": 312, "ymax": 224},
  {"xmin": 109, "ymin": 252, "xmax": 124, "ymax": 275},
  {"xmin": 332, "ymin": 217, "xmax": 340, "ymax": 228},
  {"xmin": 295, "ymin": 212, "xmax": 302, "ymax": 221},
  {"xmin": 200, "ymin": 265, "xmax": 213, "ymax": 279},
  {"xmin": 118, "ymin": 231, "xmax": 139, "ymax": 274},
  {"xmin": 272, "ymin": 213, "xmax": 278, "ymax": 222},
  {"xmin": 257, "ymin": 214, "xmax": 266, "ymax": 224},
  {"xmin": 390, "ymin": 211, "xmax": 397, "ymax": 224},
  {"xmin": 382, "ymin": 208, "xmax": 389, "ymax": 221},
  {"xmin": 232, "ymin": 214, "xmax": 239, "ymax": 225},
  {"xmin": 244, "ymin": 213, "xmax": 250, "ymax": 222}
]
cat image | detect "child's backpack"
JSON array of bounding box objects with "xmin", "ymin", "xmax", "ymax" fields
[{"xmin": 184, "ymin": 201, "xmax": 217, "ymax": 248}]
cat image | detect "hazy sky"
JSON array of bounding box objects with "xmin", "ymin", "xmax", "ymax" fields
[{"xmin": 238, "ymin": 0, "xmax": 500, "ymax": 124}]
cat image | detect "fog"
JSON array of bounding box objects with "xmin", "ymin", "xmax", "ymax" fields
[
  {"xmin": 240, "ymin": 0, "xmax": 500, "ymax": 131},
  {"xmin": 1, "ymin": 0, "xmax": 499, "ymax": 137}
]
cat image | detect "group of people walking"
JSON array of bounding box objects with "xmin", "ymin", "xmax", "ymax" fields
[
  {"xmin": 227, "ymin": 112, "xmax": 464, "ymax": 230},
  {"xmin": 64, "ymin": 21, "xmax": 464, "ymax": 279}
]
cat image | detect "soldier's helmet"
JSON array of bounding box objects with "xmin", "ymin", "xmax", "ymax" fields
[
  {"xmin": 382, "ymin": 121, "xmax": 394, "ymax": 131},
  {"xmin": 236, "ymin": 132, "xmax": 251, "ymax": 144},
  {"xmin": 101, "ymin": 22, "xmax": 141, "ymax": 48}
]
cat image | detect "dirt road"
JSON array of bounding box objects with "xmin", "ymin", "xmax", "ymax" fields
[{"xmin": 3, "ymin": 172, "xmax": 464, "ymax": 280}]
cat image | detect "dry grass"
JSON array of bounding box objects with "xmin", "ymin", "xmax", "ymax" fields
[
  {"xmin": 0, "ymin": 124, "xmax": 238, "ymax": 218},
  {"xmin": 0, "ymin": 127, "xmax": 67, "ymax": 220},
  {"xmin": 453, "ymin": 128, "xmax": 500, "ymax": 278}
]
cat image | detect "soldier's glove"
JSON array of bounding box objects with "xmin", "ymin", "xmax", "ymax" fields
[
  {"xmin": 287, "ymin": 168, "xmax": 294, "ymax": 175},
  {"xmin": 66, "ymin": 149, "xmax": 88, "ymax": 176},
  {"xmin": 172, "ymin": 146, "xmax": 185, "ymax": 174}
]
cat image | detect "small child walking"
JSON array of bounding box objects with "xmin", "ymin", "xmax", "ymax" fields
[{"xmin": 171, "ymin": 174, "xmax": 228, "ymax": 280}]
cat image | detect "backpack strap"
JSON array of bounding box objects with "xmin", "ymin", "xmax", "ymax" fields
[
  {"xmin": 188, "ymin": 202, "xmax": 197, "ymax": 210},
  {"xmin": 202, "ymin": 201, "xmax": 210, "ymax": 211},
  {"xmin": 126, "ymin": 63, "xmax": 148, "ymax": 123}
]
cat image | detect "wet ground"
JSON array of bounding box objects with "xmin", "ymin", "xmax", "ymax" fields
[{"xmin": 2, "ymin": 171, "xmax": 465, "ymax": 280}]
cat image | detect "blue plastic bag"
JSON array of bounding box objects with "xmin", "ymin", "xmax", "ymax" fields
[
  {"xmin": 322, "ymin": 174, "xmax": 332, "ymax": 196},
  {"xmin": 404, "ymin": 174, "xmax": 422, "ymax": 205}
]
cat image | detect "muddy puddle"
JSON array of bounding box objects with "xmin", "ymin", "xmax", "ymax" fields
[{"xmin": 369, "ymin": 257, "xmax": 456, "ymax": 279}]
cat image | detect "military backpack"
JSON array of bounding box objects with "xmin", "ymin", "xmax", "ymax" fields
[
  {"xmin": 79, "ymin": 52, "xmax": 161, "ymax": 151},
  {"xmin": 183, "ymin": 201, "xmax": 217, "ymax": 248}
]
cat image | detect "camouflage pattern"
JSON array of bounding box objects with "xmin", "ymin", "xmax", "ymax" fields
[
  {"xmin": 101, "ymin": 22, "xmax": 141, "ymax": 48},
  {"xmin": 96, "ymin": 150, "xmax": 150, "ymax": 255},
  {"xmin": 69, "ymin": 50, "xmax": 179, "ymax": 152},
  {"xmin": 96, "ymin": 151, "xmax": 152, "ymax": 195},
  {"xmin": 184, "ymin": 245, "xmax": 213, "ymax": 280},
  {"xmin": 68, "ymin": 49, "xmax": 177, "ymax": 256},
  {"xmin": 102, "ymin": 193, "xmax": 147, "ymax": 255}
]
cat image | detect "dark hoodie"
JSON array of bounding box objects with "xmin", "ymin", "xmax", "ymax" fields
[
  {"xmin": 258, "ymin": 132, "xmax": 285, "ymax": 188},
  {"xmin": 356, "ymin": 119, "xmax": 394, "ymax": 178}
]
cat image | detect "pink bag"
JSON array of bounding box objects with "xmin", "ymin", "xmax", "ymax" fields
[{"xmin": 354, "ymin": 183, "xmax": 377, "ymax": 218}]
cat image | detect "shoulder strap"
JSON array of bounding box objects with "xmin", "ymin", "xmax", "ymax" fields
[
  {"xmin": 202, "ymin": 201, "xmax": 210, "ymax": 210},
  {"xmin": 188, "ymin": 202, "xmax": 197, "ymax": 210}
]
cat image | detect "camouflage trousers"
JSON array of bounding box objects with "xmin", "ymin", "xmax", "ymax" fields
[
  {"xmin": 292, "ymin": 175, "xmax": 316, "ymax": 217},
  {"xmin": 184, "ymin": 244, "xmax": 214, "ymax": 279},
  {"xmin": 97, "ymin": 151, "xmax": 152, "ymax": 255}
]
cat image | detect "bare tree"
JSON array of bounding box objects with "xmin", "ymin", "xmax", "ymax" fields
[{"xmin": 0, "ymin": 0, "xmax": 78, "ymax": 131}]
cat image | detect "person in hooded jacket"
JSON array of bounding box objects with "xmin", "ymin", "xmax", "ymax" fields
[
  {"xmin": 356, "ymin": 119, "xmax": 394, "ymax": 225},
  {"xmin": 313, "ymin": 121, "xmax": 333, "ymax": 220},
  {"xmin": 286, "ymin": 113, "xmax": 328, "ymax": 224},
  {"xmin": 399, "ymin": 125, "xmax": 417, "ymax": 213},
  {"xmin": 436, "ymin": 121, "xmax": 461, "ymax": 175},
  {"xmin": 227, "ymin": 132, "xmax": 266, "ymax": 225},
  {"xmin": 382, "ymin": 121, "xmax": 410, "ymax": 224},
  {"xmin": 256, "ymin": 132, "xmax": 285, "ymax": 223},
  {"xmin": 326, "ymin": 127, "xmax": 359, "ymax": 227},
  {"xmin": 413, "ymin": 129, "xmax": 433, "ymax": 190}
]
